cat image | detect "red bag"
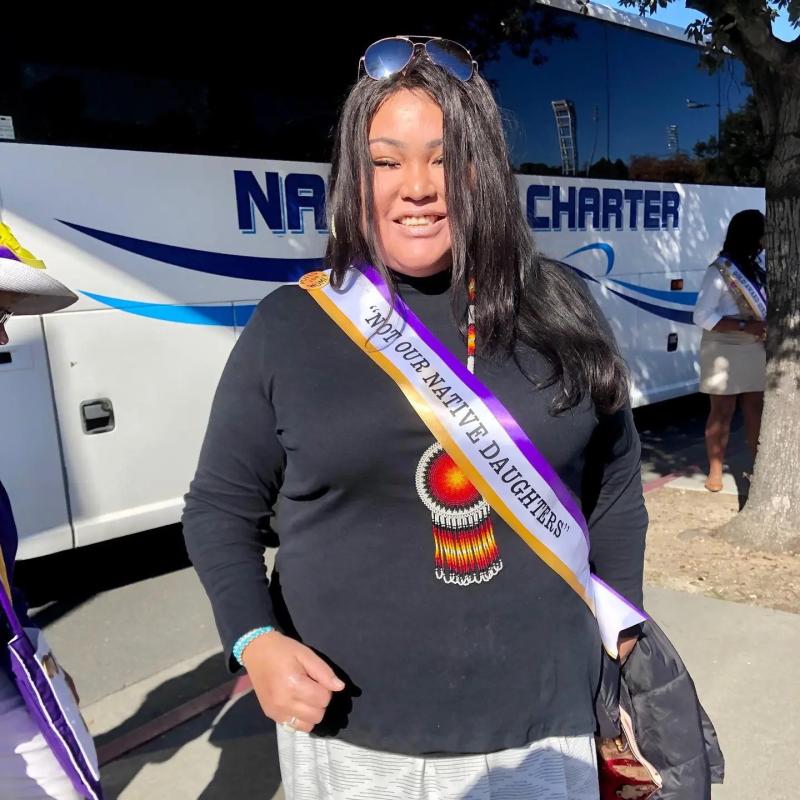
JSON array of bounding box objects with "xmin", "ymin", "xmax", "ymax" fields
[{"xmin": 597, "ymin": 706, "xmax": 661, "ymax": 799}]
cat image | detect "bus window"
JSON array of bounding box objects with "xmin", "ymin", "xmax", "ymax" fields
[
  {"xmin": 482, "ymin": 6, "xmax": 610, "ymax": 178},
  {"xmin": 477, "ymin": 3, "xmax": 758, "ymax": 186},
  {"xmin": 0, "ymin": 8, "xmax": 758, "ymax": 182},
  {"xmin": 1, "ymin": 40, "xmax": 349, "ymax": 161},
  {"xmin": 606, "ymin": 23, "xmax": 758, "ymax": 185}
]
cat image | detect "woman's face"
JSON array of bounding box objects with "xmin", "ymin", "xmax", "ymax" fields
[{"xmin": 367, "ymin": 89, "xmax": 452, "ymax": 278}]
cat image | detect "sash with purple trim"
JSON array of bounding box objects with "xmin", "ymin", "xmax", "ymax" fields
[
  {"xmin": 713, "ymin": 256, "xmax": 767, "ymax": 321},
  {"xmin": 0, "ymin": 550, "xmax": 102, "ymax": 800},
  {"xmin": 299, "ymin": 266, "xmax": 646, "ymax": 656}
]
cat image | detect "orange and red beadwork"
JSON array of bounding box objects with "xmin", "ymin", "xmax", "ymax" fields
[
  {"xmin": 415, "ymin": 444, "xmax": 502, "ymax": 585},
  {"xmin": 414, "ymin": 276, "xmax": 503, "ymax": 586}
]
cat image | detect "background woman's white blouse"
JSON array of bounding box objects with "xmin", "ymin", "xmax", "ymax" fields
[{"xmin": 693, "ymin": 266, "xmax": 744, "ymax": 330}]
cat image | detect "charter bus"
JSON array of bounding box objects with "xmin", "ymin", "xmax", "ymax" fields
[{"xmin": 0, "ymin": 0, "xmax": 764, "ymax": 557}]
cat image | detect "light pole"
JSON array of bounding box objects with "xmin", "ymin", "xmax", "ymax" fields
[{"xmin": 687, "ymin": 73, "xmax": 722, "ymax": 157}]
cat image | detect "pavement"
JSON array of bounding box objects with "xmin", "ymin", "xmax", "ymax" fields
[{"xmin": 87, "ymin": 583, "xmax": 800, "ymax": 800}]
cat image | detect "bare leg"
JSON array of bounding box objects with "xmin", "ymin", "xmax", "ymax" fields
[
  {"xmin": 740, "ymin": 391, "xmax": 765, "ymax": 463},
  {"xmin": 704, "ymin": 394, "xmax": 737, "ymax": 491}
]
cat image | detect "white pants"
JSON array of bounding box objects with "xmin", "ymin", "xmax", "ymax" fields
[
  {"xmin": 278, "ymin": 726, "xmax": 599, "ymax": 800},
  {"xmin": 0, "ymin": 668, "xmax": 83, "ymax": 800}
]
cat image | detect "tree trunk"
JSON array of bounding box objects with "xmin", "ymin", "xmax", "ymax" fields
[{"xmin": 720, "ymin": 84, "xmax": 800, "ymax": 553}]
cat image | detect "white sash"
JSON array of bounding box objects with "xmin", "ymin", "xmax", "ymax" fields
[
  {"xmin": 300, "ymin": 267, "xmax": 646, "ymax": 656},
  {"xmin": 714, "ymin": 256, "xmax": 767, "ymax": 321}
]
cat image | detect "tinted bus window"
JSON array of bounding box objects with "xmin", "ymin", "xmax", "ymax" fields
[
  {"xmin": 479, "ymin": 5, "xmax": 757, "ymax": 185},
  {"xmin": 0, "ymin": 7, "xmax": 758, "ymax": 184},
  {"xmin": 605, "ymin": 23, "xmax": 753, "ymax": 184},
  {"xmin": 483, "ymin": 7, "xmax": 612, "ymax": 178},
  {"xmin": 0, "ymin": 30, "xmax": 356, "ymax": 161}
]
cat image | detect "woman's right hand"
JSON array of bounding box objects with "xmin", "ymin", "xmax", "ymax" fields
[
  {"xmin": 747, "ymin": 320, "xmax": 767, "ymax": 339},
  {"xmin": 241, "ymin": 631, "xmax": 345, "ymax": 733}
]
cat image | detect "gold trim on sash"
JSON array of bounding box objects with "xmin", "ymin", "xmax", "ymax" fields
[{"xmin": 0, "ymin": 546, "xmax": 12, "ymax": 600}]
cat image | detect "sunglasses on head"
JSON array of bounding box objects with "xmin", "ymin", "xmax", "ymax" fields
[{"xmin": 359, "ymin": 36, "xmax": 477, "ymax": 83}]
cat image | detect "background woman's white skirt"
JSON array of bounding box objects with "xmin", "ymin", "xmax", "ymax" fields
[{"xmin": 699, "ymin": 330, "xmax": 766, "ymax": 395}]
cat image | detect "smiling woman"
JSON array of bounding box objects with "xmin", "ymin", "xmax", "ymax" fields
[
  {"xmin": 183, "ymin": 36, "xmax": 651, "ymax": 800},
  {"xmin": 366, "ymin": 93, "xmax": 451, "ymax": 277}
]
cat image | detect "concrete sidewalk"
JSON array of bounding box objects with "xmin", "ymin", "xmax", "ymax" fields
[{"xmin": 89, "ymin": 585, "xmax": 799, "ymax": 800}]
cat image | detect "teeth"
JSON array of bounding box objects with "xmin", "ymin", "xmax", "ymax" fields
[{"xmin": 399, "ymin": 216, "xmax": 439, "ymax": 226}]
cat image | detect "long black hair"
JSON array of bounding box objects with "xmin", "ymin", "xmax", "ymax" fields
[
  {"xmin": 721, "ymin": 209, "xmax": 766, "ymax": 289},
  {"xmin": 325, "ymin": 55, "xmax": 627, "ymax": 415}
]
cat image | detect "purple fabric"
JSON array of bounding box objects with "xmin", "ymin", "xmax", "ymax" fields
[
  {"xmin": 359, "ymin": 265, "xmax": 591, "ymax": 539},
  {"xmin": 0, "ymin": 558, "xmax": 102, "ymax": 798},
  {"xmin": 0, "ymin": 246, "xmax": 21, "ymax": 262},
  {"xmin": 593, "ymin": 574, "xmax": 648, "ymax": 619}
]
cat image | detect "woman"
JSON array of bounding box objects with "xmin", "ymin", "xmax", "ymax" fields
[
  {"xmin": 1, "ymin": 224, "xmax": 97, "ymax": 800},
  {"xmin": 694, "ymin": 209, "xmax": 767, "ymax": 492},
  {"xmin": 184, "ymin": 38, "xmax": 647, "ymax": 799}
]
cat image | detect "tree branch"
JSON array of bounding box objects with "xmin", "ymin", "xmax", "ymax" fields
[{"xmin": 687, "ymin": 0, "xmax": 797, "ymax": 69}]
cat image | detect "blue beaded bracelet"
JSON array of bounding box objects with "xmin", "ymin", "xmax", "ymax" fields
[{"xmin": 233, "ymin": 626, "xmax": 275, "ymax": 666}]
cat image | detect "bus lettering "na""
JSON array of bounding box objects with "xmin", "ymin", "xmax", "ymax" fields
[{"xmin": 235, "ymin": 170, "xmax": 328, "ymax": 235}]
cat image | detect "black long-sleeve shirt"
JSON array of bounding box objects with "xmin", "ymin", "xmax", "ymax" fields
[{"xmin": 183, "ymin": 270, "xmax": 647, "ymax": 756}]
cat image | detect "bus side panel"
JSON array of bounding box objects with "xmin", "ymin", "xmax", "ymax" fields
[
  {"xmin": 0, "ymin": 144, "xmax": 326, "ymax": 553},
  {"xmin": 629, "ymin": 271, "xmax": 700, "ymax": 405},
  {"xmin": 516, "ymin": 176, "xmax": 765, "ymax": 405},
  {"xmin": 0, "ymin": 144, "xmax": 329, "ymax": 310},
  {"xmin": 42, "ymin": 309, "xmax": 237, "ymax": 548},
  {"xmin": 0, "ymin": 316, "xmax": 73, "ymax": 559},
  {"xmin": 0, "ymin": 143, "xmax": 765, "ymax": 553}
]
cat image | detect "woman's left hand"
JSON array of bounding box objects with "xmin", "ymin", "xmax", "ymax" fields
[{"xmin": 618, "ymin": 635, "xmax": 638, "ymax": 664}]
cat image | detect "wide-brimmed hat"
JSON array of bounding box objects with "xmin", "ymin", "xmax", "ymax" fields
[{"xmin": 0, "ymin": 222, "xmax": 77, "ymax": 315}]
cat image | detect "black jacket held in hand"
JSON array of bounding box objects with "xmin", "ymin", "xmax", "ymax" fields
[{"xmin": 596, "ymin": 620, "xmax": 724, "ymax": 799}]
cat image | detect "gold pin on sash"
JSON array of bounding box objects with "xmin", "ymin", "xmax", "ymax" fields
[{"xmin": 299, "ymin": 271, "xmax": 330, "ymax": 290}]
